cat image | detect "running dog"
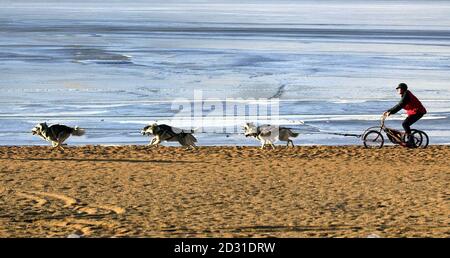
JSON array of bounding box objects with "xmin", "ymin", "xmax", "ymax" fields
[
  {"xmin": 31, "ymin": 122, "xmax": 85, "ymax": 150},
  {"xmin": 244, "ymin": 122, "xmax": 299, "ymax": 149},
  {"xmin": 141, "ymin": 123, "xmax": 197, "ymax": 149}
]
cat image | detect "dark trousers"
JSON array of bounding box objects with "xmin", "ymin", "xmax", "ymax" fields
[{"xmin": 402, "ymin": 113, "xmax": 424, "ymax": 136}]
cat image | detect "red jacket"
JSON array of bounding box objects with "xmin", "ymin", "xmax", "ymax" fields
[{"xmin": 388, "ymin": 90, "xmax": 427, "ymax": 116}]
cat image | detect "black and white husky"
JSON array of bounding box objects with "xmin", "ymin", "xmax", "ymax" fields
[
  {"xmin": 141, "ymin": 123, "xmax": 197, "ymax": 149},
  {"xmin": 244, "ymin": 122, "xmax": 299, "ymax": 149},
  {"xmin": 31, "ymin": 122, "xmax": 85, "ymax": 150}
]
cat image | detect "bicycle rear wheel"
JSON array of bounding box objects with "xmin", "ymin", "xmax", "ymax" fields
[
  {"xmin": 363, "ymin": 130, "xmax": 384, "ymax": 149},
  {"xmin": 403, "ymin": 131, "xmax": 423, "ymax": 148},
  {"xmin": 411, "ymin": 129, "xmax": 429, "ymax": 148}
]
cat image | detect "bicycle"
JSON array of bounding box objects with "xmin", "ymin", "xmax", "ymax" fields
[{"xmin": 362, "ymin": 115, "xmax": 429, "ymax": 149}]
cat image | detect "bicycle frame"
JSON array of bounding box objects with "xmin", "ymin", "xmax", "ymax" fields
[{"xmin": 363, "ymin": 115, "xmax": 406, "ymax": 146}]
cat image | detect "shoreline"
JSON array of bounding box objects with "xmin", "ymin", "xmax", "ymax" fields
[{"xmin": 2, "ymin": 142, "xmax": 450, "ymax": 147}]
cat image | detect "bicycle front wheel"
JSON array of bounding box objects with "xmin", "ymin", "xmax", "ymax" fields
[{"xmin": 363, "ymin": 130, "xmax": 384, "ymax": 149}]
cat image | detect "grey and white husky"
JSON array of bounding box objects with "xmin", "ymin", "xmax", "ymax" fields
[
  {"xmin": 244, "ymin": 122, "xmax": 299, "ymax": 149},
  {"xmin": 31, "ymin": 122, "xmax": 85, "ymax": 150},
  {"xmin": 141, "ymin": 123, "xmax": 197, "ymax": 149}
]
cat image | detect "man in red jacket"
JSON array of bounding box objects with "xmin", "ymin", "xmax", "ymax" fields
[{"xmin": 384, "ymin": 83, "xmax": 427, "ymax": 146}]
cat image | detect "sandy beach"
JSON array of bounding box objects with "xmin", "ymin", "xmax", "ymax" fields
[{"xmin": 0, "ymin": 145, "xmax": 448, "ymax": 238}]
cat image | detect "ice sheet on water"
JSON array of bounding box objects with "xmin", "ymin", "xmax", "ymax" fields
[{"xmin": 1, "ymin": 0, "xmax": 449, "ymax": 145}]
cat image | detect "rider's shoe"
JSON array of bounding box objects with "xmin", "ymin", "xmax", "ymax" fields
[
  {"xmin": 405, "ymin": 136, "xmax": 416, "ymax": 148},
  {"xmin": 405, "ymin": 142, "xmax": 415, "ymax": 148}
]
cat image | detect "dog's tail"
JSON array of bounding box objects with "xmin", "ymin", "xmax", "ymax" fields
[
  {"xmin": 72, "ymin": 126, "xmax": 86, "ymax": 136},
  {"xmin": 287, "ymin": 129, "xmax": 299, "ymax": 138}
]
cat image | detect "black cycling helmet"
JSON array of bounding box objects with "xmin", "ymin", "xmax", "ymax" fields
[{"xmin": 396, "ymin": 83, "xmax": 408, "ymax": 91}]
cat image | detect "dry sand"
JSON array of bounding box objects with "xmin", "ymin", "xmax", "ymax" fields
[{"xmin": 0, "ymin": 145, "xmax": 448, "ymax": 238}]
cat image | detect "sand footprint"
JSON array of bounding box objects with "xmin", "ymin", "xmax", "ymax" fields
[
  {"xmin": 16, "ymin": 191, "xmax": 126, "ymax": 216},
  {"xmin": 15, "ymin": 191, "xmax": 125, "ymax": 237},
  {"xmin": 16, "ymin": 192, "xmax": 48, "ymax": 207},
  {"xmin": 46, "ymin": 218, "xmax": 116, "ymax": 236},
  {"xmin": 77, "ymin": 205, "xmax": 125, "ymax": 215},
  {"xmin": 89, "ymin": 205, "xmax": 126, "ymax": 215},
  {"xmin": 28, "ymin": 191, "xmax": 78, "ymax": 208}
]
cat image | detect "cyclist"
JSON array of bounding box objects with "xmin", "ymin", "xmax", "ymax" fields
[{"xmin": 383, "ymin": 83, "xmax": 427, "ymax": 147}]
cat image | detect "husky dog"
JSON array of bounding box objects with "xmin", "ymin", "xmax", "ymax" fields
[
  {"xmin": 141, "ymin": 123, "xmax": 197, "ymax": 149},
  {"xmin": 244, "ymin": 122, "xmax": 299, "ymax": 149},
  {"xmin": 31, "ymin": 122, "xmax": 85, "ymax": 150}
]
